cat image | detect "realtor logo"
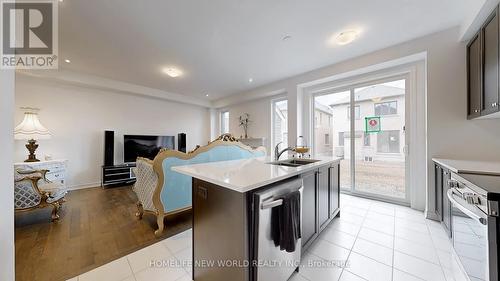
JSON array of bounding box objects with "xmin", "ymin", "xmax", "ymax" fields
[{"xmin": 1, "ymin": 0, "xmax": 58, "ymax": 69}]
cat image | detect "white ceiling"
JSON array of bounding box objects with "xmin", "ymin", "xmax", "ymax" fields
[{"xmin": 58, "ymin": 0, "xmax": 483, "ymax": 101}]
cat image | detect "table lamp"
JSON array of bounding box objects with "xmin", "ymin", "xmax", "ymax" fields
[{"xmin": 14, "ymin": 108, "xmax": 51, "ymax": 162}]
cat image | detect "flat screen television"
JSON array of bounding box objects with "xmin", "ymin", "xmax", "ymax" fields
[{"xmin": 124, "ymin": 135, "xmax": 175, "ymax": 163}]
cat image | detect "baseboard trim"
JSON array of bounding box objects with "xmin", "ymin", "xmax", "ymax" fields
[{"xmin": 68, "ymin": 182, "xmax": 101, "ymax": 190}]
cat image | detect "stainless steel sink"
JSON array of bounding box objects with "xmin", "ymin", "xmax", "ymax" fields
[{"xmin": 267, "ymin": 159, "xmax": 320, "ymax": 167}]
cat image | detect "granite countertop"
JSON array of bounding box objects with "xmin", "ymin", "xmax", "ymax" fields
[
  {"xmin": 172, "ymin": 156, "xmax": 341, "ymax": 193},
  {"xmin": 432, "ymin": 158, "xmax": 500, "ymax": 176}
]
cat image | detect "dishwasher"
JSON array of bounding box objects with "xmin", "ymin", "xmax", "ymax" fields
[{"xmin": 252, "ymin": 177, "xmax": 303, "ymax": 281}]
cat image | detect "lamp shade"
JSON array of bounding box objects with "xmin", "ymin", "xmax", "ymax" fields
[{"xmin": 14, "ymin": 110, "xmax": 51, "ymax": 140}]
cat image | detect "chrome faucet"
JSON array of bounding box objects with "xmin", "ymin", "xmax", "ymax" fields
[{"xmin": 274, "ymin": 142, "xmax": 295, "ymax": 161}]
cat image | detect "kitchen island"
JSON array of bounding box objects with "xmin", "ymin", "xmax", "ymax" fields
[{"xmin": 172, "ymin": 156, "xmax": 341, "ymax": 281}]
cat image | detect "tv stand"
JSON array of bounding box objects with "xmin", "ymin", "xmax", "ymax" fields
[{"xmin": 101, "ymin": 163, "xmax": 136, "ymax": 188}]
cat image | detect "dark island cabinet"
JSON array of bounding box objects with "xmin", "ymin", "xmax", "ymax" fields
[
  {"xmin": 318, "ymin": 166, "xmax": 330, "ymax": 230},
  {"xmin": 329, "ymin": 163, "xmax": 340, "ymax": 217},
  {"xmin": 301, "ymin": 170, "xmax": 318, "ymax": 248},
  {"xmin": 467, "ymin": 6, "xmax": 500, "ymax": 119},
  {"xmin": 301, "ymin": 162, "xmax": 341, "ymax": 250}
]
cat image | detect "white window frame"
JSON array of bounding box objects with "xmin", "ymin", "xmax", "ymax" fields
[
  {"xmin": 220, "ymin": 110, "xmax": 230, "ymax": 135},
  {"xmin": 271, "ymin": 97, "xmax": 288, "ymax": 157}
]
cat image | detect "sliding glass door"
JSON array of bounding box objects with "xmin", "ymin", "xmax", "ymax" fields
[
  {"xmin": 314, "ymin": 91, "xmax": 351, "ymax": 190},
  {"xmin": 313, "ymin": 78, "xmax": 408, "ymax": 202}
]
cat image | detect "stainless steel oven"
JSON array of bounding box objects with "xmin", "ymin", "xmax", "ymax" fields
[{"xmin": 448, "ymin": 173, "xmax": 499, "ymax": 281}]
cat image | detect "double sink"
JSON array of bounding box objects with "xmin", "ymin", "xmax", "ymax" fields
[{"xmin": 267, "ymin": 158, "xmax": 320, "ymax": 167}]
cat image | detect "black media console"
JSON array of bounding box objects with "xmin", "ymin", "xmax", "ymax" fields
[{"xmin": 101, "ymin": 163, "xmax": 136, "ymax": 187}]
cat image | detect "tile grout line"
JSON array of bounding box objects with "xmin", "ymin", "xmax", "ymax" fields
[
  {"xmin": 391, "ymin": 208, "xmax": 395, "ymax": 281},
  {"xmin": 336, "ymin": 201, "xmax": 371, "ymax": 281},
  {"xmin": 424, "ymin": 220, "xmax": 450, "ymax": 280},
  {"xmin": 124, "ymin": 255, "xmax": 137, "ymax": 281}
]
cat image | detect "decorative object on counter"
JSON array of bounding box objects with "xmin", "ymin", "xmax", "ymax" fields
[
  {"xmin": 14, "ymin": 167, "xmax": 68, "ymax": 221},
  {"xmin": 133, "ymin": 133, "xmax": 266, "ymax": 236},
  {"xmin": 14, "ymin": 107, "xmax": 52, "ymax": 162},
  {"xmin": 238, "ymin": 113, "xmax": 251, "ymax": 138},
  {"xmin": 294, "ymin": 136, "xmax": 310, "ymax": 158}
]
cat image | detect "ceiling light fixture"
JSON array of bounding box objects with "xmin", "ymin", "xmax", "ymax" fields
[
  {"xmin": 162, "ymin": 67, "xmax": 183, "ymax": 78},
  {"xmin": 64, "ymin": 59, "xmax": 71, "ymax": 63},
  {"xmin": 282, "ymin": 35, "xmax": 292, "ymax": 41},
  {"xmin": 205, "ymin": 94, "xmax": 209, "ymax": 97},
  {"xmin": 335, "ymin": 30, "xmax": 359, "ymax": 45},
  {"xmin": 248, "ymin": 78, "xmax": 253, "ymax": 83}
]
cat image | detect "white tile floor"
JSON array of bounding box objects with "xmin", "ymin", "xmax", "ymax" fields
[{"xmin": 68, "ymin": 194, "xmax": 468, "ymax": 281}]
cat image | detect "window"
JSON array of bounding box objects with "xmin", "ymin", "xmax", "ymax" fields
[
  {"xmin": 363, "ymin": 133, "xmax": 371, "ymax": 146},
  {"xmin": 338, "ymin": 132, "xmax": 345, "ymax": 146},
  {"xmin": 375, "ymin": 101, "xmax": 397, "ymax": 116},
  {"xmin": 221, "ymin": 111, "xmax": 229, "ymax": 134},
  {"xmin": 272, "ymin": 99, "xmax": 288, "ymax": 152},
  {"xmin": 347, "ymin": 105, "xmax": 360, "ymax": 119},
  {"xmin": 325, "ymin": 134, "xmax": 330, "ymax": 145},
  {"xmin": 377, "ymin": 130, "xmax": 400, "ymax": 153}
]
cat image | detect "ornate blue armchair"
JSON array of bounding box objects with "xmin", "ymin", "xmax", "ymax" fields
[{"xmin": 132, "ymin": 134, "xmax": 266, "ymax": 236}]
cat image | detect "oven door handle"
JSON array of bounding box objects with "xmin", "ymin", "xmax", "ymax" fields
[{"xmin": 447, "ymin": 189, "xmax": 487, "ymax": 225}]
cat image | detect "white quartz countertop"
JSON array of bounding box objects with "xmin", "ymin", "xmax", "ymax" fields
[
  {"xmin": 172, "ymin": 156, "xmax": 342, "ymax": 193},
  {"xmin": 432, "ymin": 158, "xmax": 500, "ymax": 176}
]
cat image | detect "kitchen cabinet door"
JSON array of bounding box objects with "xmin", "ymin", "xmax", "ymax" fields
[
  {"xmin": 435, "ymin": 164, "xmax": 443, "ymax": 220},
  {"xmin": 468, "ymin": 32, "xmax": 482, "ymax": 119},
  {"xmin": 318, "ymin": 166, "xmax": 330, "ymax": 231},
  {"xmin": 329, "ymin": 164, "xmax": 340, "ymax": 217},
  {"xmin": 442, "ymin": 168, "xmax": 452, "ymax": 237},
  {"xmin": 301, "ymin": 170, "xmax": 318, "ymax": 248},
  {"xmin": 482, "ymin": 8, "xmax": 500, "ymax": 116}
]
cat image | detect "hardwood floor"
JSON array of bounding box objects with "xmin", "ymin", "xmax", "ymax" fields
[{"xmin": 15, "ymin": 185, "xmax": 192, "ymax": 281}]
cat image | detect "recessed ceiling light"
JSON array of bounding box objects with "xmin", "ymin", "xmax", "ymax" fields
[
  {"xmin": 248, "ymin": 78, "xmax": 253, "ymax": 83},
  {"xmin": 335, "ymin": 30, "xmax": 358, "ymax": 45},
  {"xmin": 162, "ymin": 67, "xmax": 183, "ymax": 78},
  {"xmin": 205, "ymin": 94, "xmax": 209, "ymax": 97},
  {"xmin": 64, "ymin": 59, "xmax": 71, "ymax": 63}
]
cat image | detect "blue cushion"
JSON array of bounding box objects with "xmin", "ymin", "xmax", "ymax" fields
[{"xmin": 161, "ymin": 145, "xmax": 265, "ymax": 213}]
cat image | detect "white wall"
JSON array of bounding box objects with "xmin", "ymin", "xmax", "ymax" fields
[
  {"xmin": 1, "ymin": 70, "xmax": 15, "ymax": 281},
  {"xmin": 215, "ymin": 27, "xmax": 500, "ymax": 212},
  {"xmin": 14, "ymin": 75, "xmax": 211, "ymax": 189},
  {"xmin": 223, "ymin": 96, "xmax": 275, "ymax": 153}
]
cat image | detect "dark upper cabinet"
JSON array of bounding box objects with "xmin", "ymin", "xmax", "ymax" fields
[
  {"xmin": 329, "ymin": 163, "xmax": 340, "ymax": 217},
  {"xmin": 301, "ymin": 170, "xmax": 318, "ymax": 248},
  {"xmin": 318, "ymin": 166, "xmax": 330, "ymax": 230},
  {"xmin": 468, "ymin": 33, "xmax": 482, "ymax": 119},
  {"xmin": 482, "ymin": 8, "xmax": 500, "ymax": 116},
  {"xmin": 467, "ymin": 6, "xmax": 500, "ymax": 119}
]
